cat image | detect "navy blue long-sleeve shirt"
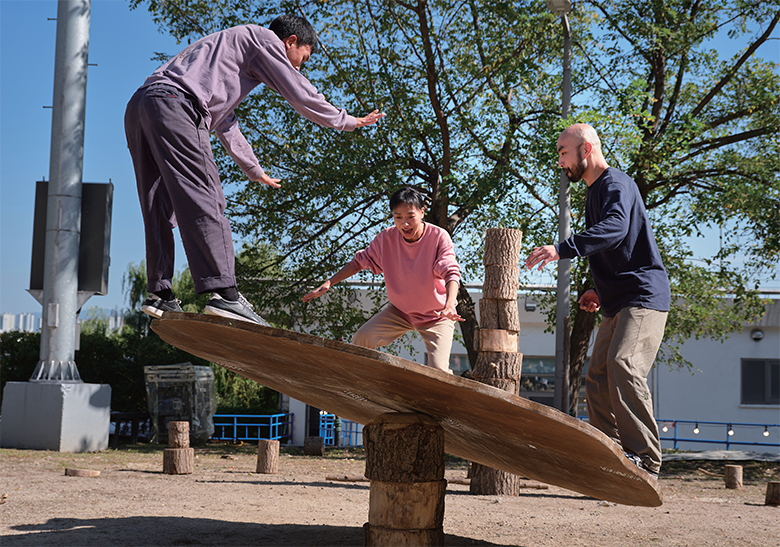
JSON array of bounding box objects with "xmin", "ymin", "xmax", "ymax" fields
[{"xmin": 555, "ymin": 167, "xmax": 671, "ymax": 317}]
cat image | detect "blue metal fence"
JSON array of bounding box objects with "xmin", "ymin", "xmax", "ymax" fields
[
  {"xmin": 657, "ymin": 419, "xmax": 780, "ymax": 451},
  {"xmin": 211, "ymin": 413, "xmax": 777, "ymax": 452},
  {"xmin": 319, "ymin": 413, "xmax": 363, "ymax": 447},
  {"xmin": 211, "ymin": 413, "xmax": 293, "ymax": 442}
]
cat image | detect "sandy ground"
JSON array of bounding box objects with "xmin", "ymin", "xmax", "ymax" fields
[{"xmin": 1, "ymin": 443, "xmax": 777, "ymax": 547}]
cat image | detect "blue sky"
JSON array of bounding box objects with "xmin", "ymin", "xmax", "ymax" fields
[
  {"xmin": 1, "ymin": 0, "xmax": 186, "ymax": 315},
  {"xmin": 1, "ymin": 1, "xmax": 778, "ymax": 317}
]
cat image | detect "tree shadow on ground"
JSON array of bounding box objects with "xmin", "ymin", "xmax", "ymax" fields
[{"xmin": 6, "ymin": 516, "xmax": 508, "ymax": 546}]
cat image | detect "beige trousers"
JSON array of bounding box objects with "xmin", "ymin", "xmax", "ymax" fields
[
  {"xmin": 585, "ymin": 306, "xmax": 667, "ymax": 473},
  {"xmin": 352, "ymin": 304, "xmax": 455, "ymax": 373}
]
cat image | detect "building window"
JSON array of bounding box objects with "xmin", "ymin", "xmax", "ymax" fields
[{"xmin": 741, "ymin": 358, "xmax": 780, "ymax": 405}]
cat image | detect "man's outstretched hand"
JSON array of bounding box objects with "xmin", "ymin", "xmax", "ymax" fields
[
  {"xmin": 257, "ymin": 173, "xmax": 281, "ymax": 188},
  {"xmin": 355, "ymin": 110, "xmax": 386, "ymax": 128},
  {"xmin": 525, "ymin": 245, "xmax": 560, "ymax": 271}
]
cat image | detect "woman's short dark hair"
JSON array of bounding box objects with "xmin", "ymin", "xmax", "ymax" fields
[
  {"xmin": 269, "ymin": 14, "xmax": 319, "ymax": 54},
  {"xmin": 389, "ymin": 187, "xmax": 425, "ymax": 211}
]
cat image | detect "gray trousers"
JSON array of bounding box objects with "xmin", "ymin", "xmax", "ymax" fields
[
  {"xmin": 124, "ymin": 84, "xmax": 235, "ymax": 295},
  {"xmin": 586, "ymin": 306, "xmax": 667, "ymax": 473}
]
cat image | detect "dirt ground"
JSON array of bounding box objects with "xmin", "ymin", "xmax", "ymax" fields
[{"xmin": 1, "ymin": 443, "xmax": 777, "ymax": 547}]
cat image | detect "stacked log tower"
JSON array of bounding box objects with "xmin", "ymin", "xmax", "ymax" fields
[{"xmin": 470, "ymin": 228, "xmax": 524, "ymax": 495}]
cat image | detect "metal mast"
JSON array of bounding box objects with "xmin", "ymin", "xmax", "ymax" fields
[{"xmin": 31, "ymin": 0, "xmax": 91, "ymax": 382}]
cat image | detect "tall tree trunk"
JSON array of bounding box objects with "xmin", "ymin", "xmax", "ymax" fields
[
  {"xmin": 456, "ymin": 281, "xmax": 478, "ymax": 371},
  {"xmin": 568, "ymin": 303, "xmax": 597, "ymax": 416}
]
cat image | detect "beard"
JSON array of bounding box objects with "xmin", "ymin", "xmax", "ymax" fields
[{"xmin": 564, "ymin": 146, "xmax": 586, "ymax": 182}]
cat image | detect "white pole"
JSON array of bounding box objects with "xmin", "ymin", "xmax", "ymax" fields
[
  {"xmin": 554, "ymin": 12, "xmax": 572, "ymax": 413},
  {"xmin": 31, "ymin": 0, "xmax": 91, "ymax": 382}
]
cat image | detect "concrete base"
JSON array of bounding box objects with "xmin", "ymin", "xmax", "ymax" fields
[{"xmin": 0, "ymin": 382, "xmax": 111, "ymax": 452}]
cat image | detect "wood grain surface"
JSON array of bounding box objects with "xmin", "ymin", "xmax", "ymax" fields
[{"xmin": 152, "ymin": 313, "xmax": 662, "ymax": 507}]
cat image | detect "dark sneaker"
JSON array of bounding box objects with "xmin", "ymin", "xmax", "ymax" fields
[
  {"xmin": 141, "ymin": 294, "xmax": 183, "ymax": 318},
  {"xmin": 624, "ymin": 452, "xmax": 658, "ymax": 478},
  {"xmin": 205, "ymin": 292, "xmax": 271, "ymax": 326}
]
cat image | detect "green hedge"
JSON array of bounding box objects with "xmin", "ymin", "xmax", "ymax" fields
[{"xmin": 0, "ymin": 324, "xmax": 278, "ymax": 414}]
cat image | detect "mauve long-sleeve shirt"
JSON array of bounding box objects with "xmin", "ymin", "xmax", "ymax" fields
[
  {"xmin": 556, "ymin": 167, "xmax": 671, "ymax": 317},
  {"xmin": 142, "ymin": 25, "xmax": 357, "ymax": 180},
  {"xmin": 349, "ymin": 223, "xmax": 461, "ymax": 328}
]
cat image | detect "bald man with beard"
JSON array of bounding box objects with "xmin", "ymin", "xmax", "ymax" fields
[{"xmin": 525, "ymin": 124, "xmax": 671, "ymax": 479}]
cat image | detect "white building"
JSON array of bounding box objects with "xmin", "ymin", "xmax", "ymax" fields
[
  {"xmin": 0, "ymin": 312, "xmax": 125, "ymax": 334},
  {"xmin": 108, "ymin": 314, "xmax": 125, "ymax": 333},
  {"xmin": 650, "ymin": 299, "xmax": 780, "ymax": 451},
  {"xmin": 18, "ymin": 313, "xmax": 39, "ymax": 332},
  {"xmin": 283, "ymin": 287, "xmax": 779, "ymax": 454},
  {"xmin": 0, "ymin": 313, "xmax": 41, "ymax": 333},
  {"xmin": 1, "ymin": 313, "xmax": 15, "ymax": 333}
]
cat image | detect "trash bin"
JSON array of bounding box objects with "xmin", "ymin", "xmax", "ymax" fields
[{"xmin": 144, "ymin": 363, "xmax": 216, "ymax": 445}]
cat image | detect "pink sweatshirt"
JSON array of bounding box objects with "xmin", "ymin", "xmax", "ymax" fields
[
  {"xmin": 349, "ymin": 223, "xmax": 461, "ymax": 328},
  {"xmin": 142, "ymin": 25, "xmax": 357, "ymax": 181}
]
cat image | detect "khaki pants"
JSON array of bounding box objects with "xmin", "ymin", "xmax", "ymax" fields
[
  {"xmin": 586, "ymin": 306, "xmax": 667, "ymax": 473},
  {"xmin": 352, "ymin": 304, "xmax": 455, "ymax": 373}
]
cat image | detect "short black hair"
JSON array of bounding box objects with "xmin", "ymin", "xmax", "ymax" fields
[
  {"xmin": 269, "ymin": 14, "xmax": 319, "ymax": 54},
  {"xmin": 389, "ymin": 187, "xmax": 425, "ymax": 211}
]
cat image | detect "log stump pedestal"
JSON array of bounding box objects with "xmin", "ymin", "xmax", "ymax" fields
[
  {"xmin": 724, "ymin": 465, "xmax": 743, "ymax": 490},
  {"xmin": 470, "ymin": 228, "xmax": 524, "ymax": 496},
  {"xmin": 256, "ymin": 439, "xmax": 280, "ymax": 474},
  {"xmin": 162, "ymin": 421, "xmax": 194, "ymax": 475},
  {"xmin": 765, "ymin": 481, "xmax": 780, "ymax": 506},
  {"xmin": 363, "ymin": 413, "xmax": 445, "ymax": 547}
]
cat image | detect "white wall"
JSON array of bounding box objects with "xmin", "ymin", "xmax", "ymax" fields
[{"xmin": 651, "ymin": 300, "xmax": 780, "ymax": 452}]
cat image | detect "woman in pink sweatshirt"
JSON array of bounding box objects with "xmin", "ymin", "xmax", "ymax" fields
[{"xmin": 303, "ymin": 187, "xmax": 464, "ymax": 372}]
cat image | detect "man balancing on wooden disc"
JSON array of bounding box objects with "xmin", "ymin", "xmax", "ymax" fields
[
  {"xmin": 125, "ymin": 14, "xmax": 384, "ymax": 325},
  {"xmin": 525, "ymin": 123, "xmax": 670, "ymax": 478}
]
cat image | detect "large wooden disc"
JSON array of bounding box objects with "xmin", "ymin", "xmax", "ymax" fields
[{"xmin": 152, "ymin": 313, "xmax": 662, "ymax": 507}]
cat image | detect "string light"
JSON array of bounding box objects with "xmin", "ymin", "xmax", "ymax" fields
[
  {"xmin": 693, "ymin": 423, "xmax": 699, "ymax": 435},
  {"xmin": 662, "ymin": 424, "xmax": 668, "ymax": 432},
  {"xmin": 764, "ymin": 426, "xmax": 770, "ymax": 437},
  {"xmin": 728, "ymin": 424, "xmax": 734, "ymax": 436}
]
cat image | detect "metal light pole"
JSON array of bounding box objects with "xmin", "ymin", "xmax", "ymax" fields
[
  {"xmin": 1, "ymin": 0, "xmax": 110, "ymax": 454},
  {"xmin": 547, "ymin": 0, "xmax": 572, "ymax": 414},
  {"xmin": 31, "ymin": 0, "xmax": 91, "ymax": 382}
]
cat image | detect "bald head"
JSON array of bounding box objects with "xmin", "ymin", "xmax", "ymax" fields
[
  {"xmin": 556, "ymin": 123, "xmax": 609, "ymax": 185},
  {"xmin": 558, "ymin": 123, "xmax": 602, "ymax": 154}
]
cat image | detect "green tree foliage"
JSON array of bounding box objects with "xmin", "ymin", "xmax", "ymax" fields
[
  {"xmin": 1, "ymin": 263, "xmax": 280, "ymax": 414},
  {"xmin": 0, "ymin": 331, "xmax": 42, "ymax": 405},
  {"xmin": 128, "ymin": 0, "xmax": 778, "ymax": 414},
  {"xmin": 211, "ymin": 364, "xmax": 279, "ymax": 413},
  {"xmin": 541, "ymin": 0, "xmax": 780, "ymax": 412},
  {"xmin": 128, "ymin": 0, "xmax": 570, "ymax": 359},
  {"xmin": 0, "ymin": 324, "xmax": 204, "ymax": 412}
]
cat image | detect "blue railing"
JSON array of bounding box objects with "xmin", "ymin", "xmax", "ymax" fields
[
  {"xmin": 657, "ymin": 419, "xmax": 780, "ymax": 451},
  {"xmin": 211, "ymin": 413, "xmax": 777, "ymax": 452},
  {"xmin": 319, "ymin": 413, "xmax": 363, "ymax": 447},
  {"xmin": 212, "ymin": 413, "xmax": 293, "ymax": 442}
]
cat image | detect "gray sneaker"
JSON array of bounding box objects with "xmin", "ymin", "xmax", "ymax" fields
[
  {"xmin": 142, "ymin": 294, "xmax": 183, "ymax": 318},
  {"xmin": 205, "ymin": 292, "xmax": 271, "ymax": 326},
  {"xmin": 624, "ymin": 452, "xmax": 658, "ymax": 478}
]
